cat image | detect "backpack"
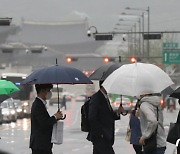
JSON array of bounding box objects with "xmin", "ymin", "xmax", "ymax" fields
[{"xmin": 81, "ymin": 97, "xmax": 91, "ymax": 132}]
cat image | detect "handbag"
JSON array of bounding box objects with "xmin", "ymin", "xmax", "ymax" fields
[
  {"xmin": 143, "ymin": 131, "xmax": 157, "ymax": 153},
  {"xmin": 167, "ymin": 112, "xmax": 180, "ymax": 145},
  {"xmin": 51, "ymin": 121, "xmax": 64, "ymax": 144},
  {"xmin": 143, "ymin": 107, "xmax": 158, "ymax": 153}
]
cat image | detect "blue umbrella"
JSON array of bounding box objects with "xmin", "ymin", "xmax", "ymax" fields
[
  {"xmin": 22, "ymin": 65, "xmax": 92, "ymax": 85},
  {"xmin": 22, "ymin": 60, "xmax": 93, "ymax": 119}
]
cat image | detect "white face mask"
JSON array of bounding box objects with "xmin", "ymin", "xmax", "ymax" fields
[{"xmin": 46, "ymin": 91, "xmax": 52, "ymax": 100}]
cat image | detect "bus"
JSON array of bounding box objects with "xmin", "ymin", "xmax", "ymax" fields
[{"xmin": 1, "ymin": 73, "xmax": 35, "ymax": 117}]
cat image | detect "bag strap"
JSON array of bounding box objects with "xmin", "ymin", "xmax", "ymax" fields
[
  {"xmin": 154, "ymin": 107, "xmax": 159, "ymax": 136},
  {"xmin": 176, "ymin": 110, "xmax": 180, "ymax": 123},
  {"xmin": 156, "ymin": 107, "xmax": 158, "ymax": 122}
]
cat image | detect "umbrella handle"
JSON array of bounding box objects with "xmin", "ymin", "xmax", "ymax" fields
[
  {"xmin": 61, "ymin": 114, "xmax": 66, "ymax": 120},
  {"xmin": 57, "ymin": 108, "xmax": 66, "ymax": 120}
]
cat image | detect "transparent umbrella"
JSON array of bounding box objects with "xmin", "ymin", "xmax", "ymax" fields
[{"xmin": 103, "ymin": 62, "xmax": 174, "ymax": 97}]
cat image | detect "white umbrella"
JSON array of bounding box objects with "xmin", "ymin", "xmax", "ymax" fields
[{"xmin": 102, "ymin": 62, "xmax": 174, "ymax": 97}]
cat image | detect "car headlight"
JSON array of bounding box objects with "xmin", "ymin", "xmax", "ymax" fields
[
  {"xmin": 10, "ymin": 110, "xmax": 16, "ymax": 114},
  {"xmin": 17, "ymin": 108, "xmax": 22, "ymax": 112},
  {"xmin": 2, "ymin": 110, "xmax": 9, "ymax": 115},
  {"xmin": 23, "ymin": 102, "xmax": 28, "ymax": 106}
]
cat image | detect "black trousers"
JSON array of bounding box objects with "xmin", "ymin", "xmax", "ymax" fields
[
  {"xmin": 93, "ymin": 138, "xmax": 115, "ymax": 154},
  {"xmin": 31, "ymin": 149, "xmax": 53, "ymax": 154}
]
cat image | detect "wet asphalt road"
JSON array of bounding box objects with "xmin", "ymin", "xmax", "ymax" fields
[{"xmin": 0, "ymin": 99, "xmax": 178, "ymax": 154}]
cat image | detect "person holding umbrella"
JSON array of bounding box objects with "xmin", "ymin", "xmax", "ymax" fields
[
  {"xmin": 139, "ymin": 94, "xmax": 166, "ymax": 154},
  {"xmin": 29, "ymin": 84, "xmax": 63, "ymax": 154},
  {"xmin": 87, "ymin": 80, "xmax": 125, "ymax": 154},
  {"xmin": 176, "ymin": 99, "xmax": 180, "ymax": 154},
  {"xmin": 169, "ymin": 87, "xmax": 180, "ymax": 153}
]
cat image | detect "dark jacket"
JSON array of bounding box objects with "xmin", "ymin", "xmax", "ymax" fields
[
  {"xmin": 129, "ymin": 114, "xmax": 142, "ymax": 145},
  {"xmin": 29, "ymin": 97, "xmax": 57, "ymax": 151},
  {"xmin": 177, "ymin": 110, "xmax": 180, "ymax": 152},
  {"xmin": 87, "ymin": 90, "xmax": 120, "ymax": 145}
]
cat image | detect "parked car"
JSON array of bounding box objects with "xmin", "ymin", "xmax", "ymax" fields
[
  {"xmin": 14, "ymin": 99, "xmax": 24, "ymax": 119},
  {"xmin": 21, "ymin": 100, "xmax": 31, "ymax": 118},
  {"xmin": 1, "ymin": 100, "xmax": 11, "ymax": 123},
  {"xmin": 1, "ymin": 98, "xmax": 18, "ymax": 123},
  {"xmin": 111, "ymin": 97, "xmax": 134, "ymax": 112},
  {"xmin": 8, "ymin": 98, "xmax": 18, "ymax": 122}
]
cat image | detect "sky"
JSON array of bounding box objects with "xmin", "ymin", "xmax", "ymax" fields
[{"xmin": 0, "ymin": 0, "xmax": 180, "ymax": 32}]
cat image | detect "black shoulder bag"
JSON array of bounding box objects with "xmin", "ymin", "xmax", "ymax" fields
[
  {"xmin": 167, "ymin": 111, "xmax": 180, "ymax": 144},
  {"xmin": 143, "ymin": 107, "xmax": 158, "ymax": 153}
]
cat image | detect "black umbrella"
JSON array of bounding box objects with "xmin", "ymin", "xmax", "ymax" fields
[
  {"xmin": 161, "ymin": 86, "xmax": 174, "ymax": 95},
  {"xmin": 170, "ymin": 87, "xmax": 180, "ymax": 99},
  {"xmin": 22, "ymin": 59, "xmax": 93, "ymax": 119},
  {"xmin": 89, "ymin": 62, "xmax": 123, "ymax": 81},
  {"xmin": 0, "ymin": 94, "xmax": 10, "ymax": 103}
]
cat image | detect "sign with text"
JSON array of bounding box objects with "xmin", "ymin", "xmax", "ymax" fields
[
  {"xmin": 163, "ymin": 42, "xmax": 178, "ymax": 49},
  {"xmin": 163, "ymin": 50, "xmax": 180, "ymax": 64}
]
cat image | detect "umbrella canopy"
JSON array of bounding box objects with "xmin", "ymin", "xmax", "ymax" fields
[
  {"xmin": 22, "ymin": 65, "xmax": 93, "ymax": 84},
  {"xmin": 170, "ymin": 87, "xmax": 180, "ymax": 99},
  {"xmin": 161, "ymin": 86, "xmax": 174, "ymax": 95},
  {"xmin": 89, "ymin": 62, "xmax": 123, "ymax": 81},
  {"xmin": 0, "ymin": 80, "xmax": 20, "ymax": 95},
  {"xmin": 0, "ymin": 94, "xmax": 10, "ymax": 103},
  {"xmin": 102, "ymin": 62, "xmax": 174, "ymax": 97},
  {"xmin": 21, "ymin": 63, "xmax": 93, "ymax": 120}
]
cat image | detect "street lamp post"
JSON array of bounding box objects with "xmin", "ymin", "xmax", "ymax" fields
[
  {"xmin": 147, "ymin": 6, "xmax": 150, "ymax": 59},
  {"xmin": 142, "ymin": 12, "xmax": 145, "ymax": 56},
  {"xmin": 121, "ymin": 13, "xmax": 142, "ymax": 55},
  {"xmin": 125, "ymin": 7, "xmax": 150, "ymax": 58},
  {"xmin": 115, "ymin": 21, "xmax": 136, "ymax": 55},
  {"xmin": 113, "ymin": 26, "xmax": 133, "ymax": 55},
  {"xmin": 119, "ymin": 18, "xmax": 140, "ymax": 55}
]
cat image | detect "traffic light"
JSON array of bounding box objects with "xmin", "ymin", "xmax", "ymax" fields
[
  {"xmin": 1, "ymin": 48, "xmax": 13, "ymax": 53},
  {"xmin": 66, "ymin": 57, "xmax": 78, "ymax": 63},
  {"xmin": 103, "ymin": 57, "xmax": 116, "ymax": 63},
  {"xmin": 130, "ymin": 57, "xmax": 136, "ymax": 63},
  {"xmin": 130, "ymin": 57, "xmax": 142, "ymax": 63},
  {"xmin": 31, "ymin": 49, "xmax": 43, "ymax": 53},
  {"xmin": 104, "ymin": 57, "xmax": 110, "ymax": 63},
  {"xmin": 83, "ymin": 71, "xmax": 89, "ymax": 76},
  {"xmin": 143, "ymin": 34, "xmax": 162, "ymax": 40},
  {"xmin": 0, "ymin": 18, "xmax": 12, "ymax": 26},
  {"xmin": 95, "ymin": 34, "xmax": 113, "ymax": 40}
]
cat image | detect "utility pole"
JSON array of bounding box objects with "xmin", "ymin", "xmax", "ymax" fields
[{"xmin": 147, "ymin": 6, "xmax": 150, "ymax": 59}]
